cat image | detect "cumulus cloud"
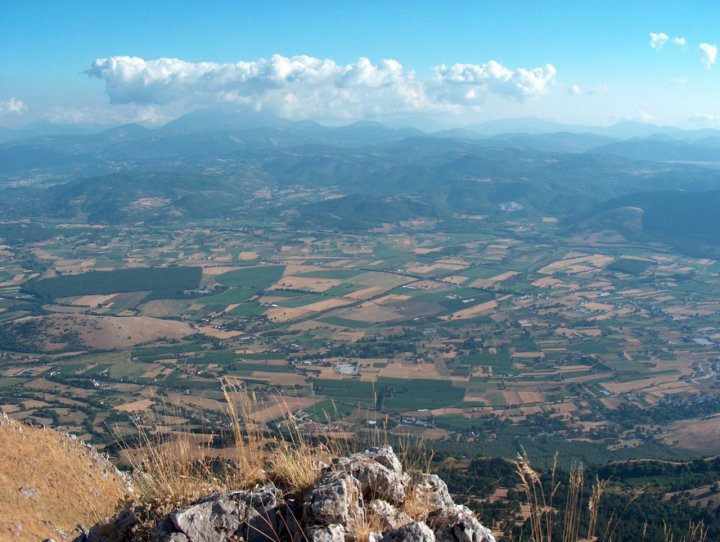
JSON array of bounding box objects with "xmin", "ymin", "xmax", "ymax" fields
[
  {"xmin": 672, "ymin": 36, "xmax": 687, "ymax": 47},
  {"xmin": 0, "ymin": 97, "xmax": 27, "ymax": 115},
  {"xmin": 565, "ymin": 83, "xmax": 607, "ymax": 96},
  {"xmin": 650, "ymin": 33, "xmax": 687, "ymax": 50},
  {"xmin": 699, "ymin": 42, "xmax": 717, "ymax": 69},
  {"xmin": 432, "ymin": 61, "xmax": 556, "ymax": 103},
  {"xmin": 649, "ymin": 32, "xmax": 669, "ymax": 49},
  {"xmin": 87, "ymin": 54, "xmax": 557, "ymax": 120}
]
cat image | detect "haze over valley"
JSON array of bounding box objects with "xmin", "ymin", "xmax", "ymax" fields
[{"xmin": 3, "ymin": 3, "xmax": 720, "ymax": 540}]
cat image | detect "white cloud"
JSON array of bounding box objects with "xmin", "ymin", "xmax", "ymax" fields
[
  {"xmin": 650, "ymin": 33, "xmax": 687, "ymax": 50},
  {"xmin": 672, "ymin": 36, "xmax": 687, "ymax": 47},
  {"xmin": 0, "ymin": 97, "xmax": 27, "ymax": 115},
  {"xmin": 565, "ymin": 83, "xmax": 607, "ymax": 96},
  {"xmin": 689, "ymin": 113, "xmax": 720, "ymax": 126},
  {"xmin": 432, "ymin": 61, "xmax": 556, "ymax": 103},
  {"xmin": 699, "ymin": 42, "xmax": 717, "ymax": 69},
  {"xmin": 637, "ymin": 109, "xmax": 654, "ymax": 123},
  {"xmin": 649, "ymin": 32, "xmax": 669, "ymax": 49},
  {"xmin": 87, "ymin": 55, "xmax": 557, "ymax": 120}
]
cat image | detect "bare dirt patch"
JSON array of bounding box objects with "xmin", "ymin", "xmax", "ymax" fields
[
  {"xmin": 663, "ymin": 415, "xmax": 720, "ymax": 453},
  {"xmin": 0, "ymin": 417, "xmax": 128, "ymax": 542},
  {"xmin": 202, "ymin": 266, "xmax": 243, "ymax": 276},
  {"xmin": 470, "ymin": 271, "xmax": 518, "ymax": 288},
  {"xmin": 196, "ymin": 325, "xmax": 244, "ymax": 339},
  {"xmin": 378, "ymin": 361, "xmax": 456, "ymax": 380},
  {"xmin": 248, "ymin": 397, "xmax": 318, "ymax": 423},
  {"xmin": 441, "ymin": 300, "xmax": 497, "ymax": 321},
  {"xmin": 7, "ymin": 314, "xmax": 193, "ymax": 351},
  {"xmin": 114, "ymin": 398, "xmax": 154, "ymax": 412},
  {"xmin": 271, "ymin": 276, "xmax": 343, "ymax": 293},
  {"xmin": 337, "ymin": 302, "xmax": 403, "ymax": 323},
  {"xmin": 538, "ymin": 253, "xmax": 614, "ymax": 275}
]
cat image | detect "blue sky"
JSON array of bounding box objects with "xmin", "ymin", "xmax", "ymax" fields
[{"xmin": 2, "ymin": 1, "xmax": 719, "ymax": 128}]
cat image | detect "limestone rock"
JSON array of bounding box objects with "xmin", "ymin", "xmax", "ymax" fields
[
  {"xmin": 304, "ymin": 471, "xmax": 363, "ymax": 526},
  {"xmin": 414, "ymin": 474, "xmax": 454, "ymax": 513},
  {"xmin": 382, "ymin": 521, "xmax": 436, "ymax": 542},
  {"xmin": 429, "ymin": 505, "xmax": 496, "ymax": 542},
  {"xmin": 154, "ymin": 483, "xmax": 282, "ymax": 542},
  {"xmin": 332, "ymin": 447, "xmax": 409, "ymax": 504},
  {"xmin": 81, "ymin": 446, "xmax": 496, "ymax": 542},
  {"xmin": 308, "ymin": 523, "xmax": 346, "ymax": 542},
  {"xmin": 368, "ymin": 499, "xmax": 413, "ymax": 530}
]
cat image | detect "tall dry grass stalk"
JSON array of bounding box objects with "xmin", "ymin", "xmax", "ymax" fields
[
  {"xmin": 663, "ymin": 520, "xmax": 709, "ymax": 542},
  {"xmin": 586, "ymin": 476, "xmax": 606, "ymax": 541},
  {"xmin": 514, "ymin": 451, "xmax": 612, "ymax": 542},
  {"xmin": 221, "ymin": 380, "xmax": 267, "ymax": 487},
  {"xmin": 561, "ymin": 463, "xmax": 584, "ymax": 542},
  {"xmin": 515, "ymin": 450, "xmax": 561, "ymax": 542},
  {"xmin": 268, "ymin": 397, "xmax": 335, "ymax": 493},
  {"xmin": 125, "ymin": 422, "xmax": 221, "ymax": 511}
]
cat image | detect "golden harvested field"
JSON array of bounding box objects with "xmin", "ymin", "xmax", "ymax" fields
[
  {"xmin": 344, "ymin": 286, "xmax": 387, "ymax": 300},
  {"xmin": 377, "ymin": 361, "xmax": 456, "ymax": 381},
  {"xmin": 337, "ymin": 302, "xmax": 402, "ymax": 323},
  {"xmin": 532, "ymin": 277, "xmax": 563, "ymax": 287},
  {"xmin": 238, "ymin": 251, "xmax": 259, "ymax": 260},
  {"xmin": 271, "ymin": 276, "xmax": 343, "ymax": 292},
  {"xmin": 351, "ymin": 271, "xmax": 413, "ymax": 288},
  {"xmin": 601, "ymin": 372, "xmax": 688, "ymax": 395},
  {"xmin": 165, "ymin": 392, "xmax": 226, "ymax": 412},
  {"xmin": 196, "ymin": 325, "xmax": 244, "ymax": 339},
  {"xmin": 441, "ymin": 300, "xmax": 497, "ymax": 321},
  {"xmin": 266, "ymin": 306, "xmax": 309, "ymax": 322},
  {"xmin": 248, "ymin": 397, "xmax": 318, "ymax": 422},
  {"xmin": 414, "ymin": 247, "xmax": 442, "ymax": 255},
  {"xmin": 201, "ymin": 265, "xmax": 243, "ymax": 276},
  {"xmin": 441, "ymin": 275, "xmax": 469, "ymax": 285},
  {"xmin": 470, "ymin": 271, "xmax": 518, "ymax": 288},
  {"xmin": 370, "ymin": 293, "xmax": 411, "ymax": 304},
  {"xmin": 114, "ymin": 398, "xmax": 154, "ymax": 412},
  {"xmin": 64, "ymin": 294, "xmax": 116, "ymax": 307},
  {"xmin": 407, "ymin": 262, "xmax": 467, "ymax": 274},
  {"xmin": 538, "ymin": 253, "xmax": 614, "ymax": 275}
]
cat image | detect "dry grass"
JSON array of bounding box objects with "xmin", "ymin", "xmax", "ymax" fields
[
  {"xmin": 403, "ymin": 484, "xmax": 432, "ymax": 523},
  {"xmin": 514, "ymin": 450, "xmax": 605, "ymax": 542},
  {"xmin": 0, "ymin": 414, "xmax": 129, "ymax": 541},
  {"xmin": 351, "ymin": 507, "xmax": 386, "ymax": 542},
  {"xmin": 662, "ymin": 521, "xmax": 708, "ymax": 542}
]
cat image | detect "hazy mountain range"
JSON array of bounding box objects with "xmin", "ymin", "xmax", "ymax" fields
[{"xmin": 1, "ymin": 108, "xmax": 719, "ymax": 257}]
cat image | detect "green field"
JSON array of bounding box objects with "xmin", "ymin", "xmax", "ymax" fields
[
  {"xmin": 25, "ymin": 266, "xmax": 202, "ymax": 299},
  {"xmin": 216, "ymin": 265, "xmax": 285, "ymax": 289},
  {"xmin": 377, "ymin": 378, "xmax": 466, "ymax": 410}
]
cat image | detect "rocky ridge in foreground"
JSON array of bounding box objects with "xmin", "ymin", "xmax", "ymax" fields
[{"xmin": 84, "ymin": 447, "xmax": 495, "ymax": 542}]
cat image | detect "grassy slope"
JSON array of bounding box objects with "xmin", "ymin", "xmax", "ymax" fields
[{"xmin": 0, "ymin": 415, "xmax": 128, "ymax": 541}]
